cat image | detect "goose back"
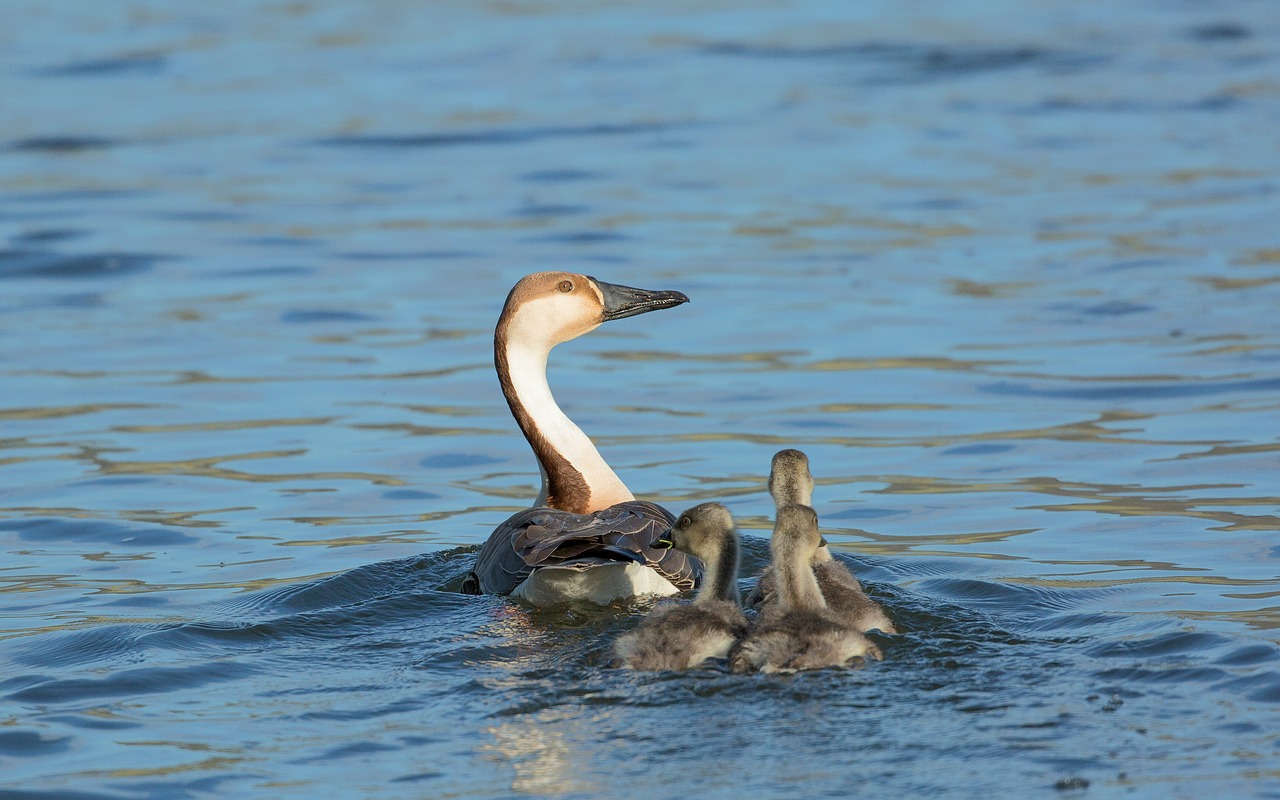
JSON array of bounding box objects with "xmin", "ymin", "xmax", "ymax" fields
[{"xmin": 461, "ymin": 500, "xmax": 699, "ymax": 597}]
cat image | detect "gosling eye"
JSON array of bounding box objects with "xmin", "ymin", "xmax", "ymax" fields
[
  {"xmin": 558, "ymin": 280, "xmax": 574, "ymax": 293},
  {"xmin": 678, "ymin": 516, "xmax": 691, "ymax": 528}
]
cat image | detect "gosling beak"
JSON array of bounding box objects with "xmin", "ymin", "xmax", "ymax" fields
[
  {"xmin": 593, "ymin": 277, "xmax": 689, "ymax": 321},
  {"xmin": 651, "ymin": 534, "xmax": 675, "ymax": 550},
  {"xmin": 819, "ymin": 537, "xmax": 830, "ymax": 548}
]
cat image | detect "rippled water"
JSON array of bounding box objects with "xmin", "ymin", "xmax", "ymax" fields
[{"xmin": 3, "ymin": 1, "xmax": 1279, "ymax": 797}]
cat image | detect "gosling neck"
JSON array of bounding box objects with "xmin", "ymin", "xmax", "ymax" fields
[
  {"xmin": 495, "ymin": 314, "xmax": 634, "ymax": 515},
  {"xmin": 694, "ymin": 536, "xmax": 741, "ymax": 607},
  {"xmin": 775, "ymin": 540, "xmax": 826, "ymax": 612}
]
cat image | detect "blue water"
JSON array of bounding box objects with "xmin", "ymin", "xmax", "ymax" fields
[{"xmin": 2, "ymin": 1, "xmax": 1279, "ymax": 797}]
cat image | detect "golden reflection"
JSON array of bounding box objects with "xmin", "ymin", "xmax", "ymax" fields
[
  {"xmin": 1235, "ymin": 248, "xmax": 1280, "ymax": 265},
  {"xmin": 110, "ymin": 417, "xmax": 335, "ymax": 434},
  {"xmin": 597, "ymin": 409, "xmax": 1215, "ymax": 450},
  {"xmin": 594, "ymin": 349, "xmax": 804, "ymax": 365},
  {"xmin": 0, "ymin": 403, "xmax": 158, "ymax": 421},
  {"xmin": 92, "ymin": 450, "xmax": 404, "ymax": 486},
  {"xmin": 274, "ymin": 504, "xmax": 498, "ymax": 528},
  {"xmin": 808, "ymin": 356, "xmax": 1010, "ymax": 372},
  {"xmin": 1176, "ymin": 607, "xmax": 1280, "ymax": 631},
  {"xmin": 351, "ymin": 422, "xmax": 500, "ymax": 437},
  {"xmin": 1197, "ymin": 276, "xmax": 1280, "ymax": 290},
  {"xmin": 0, "ymin": 505, "xmax": 251, "ymax": 529},
  {"xmin": 947, "ymin": 279, "xmax": 1035, "ymax": 298},
  {"xmin": 865, "ymin": 473, "xmax": 1279, "ymax": 531},
  {"xmin": 482, "ymin": 711, "xmax": 600, "ymax": 796},
  {"xmin": 818, "ymin": 402, "xmax": 948, "ymax": 412}
]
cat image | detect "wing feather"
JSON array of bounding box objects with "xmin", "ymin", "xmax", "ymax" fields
[{"xmin": 461, "ymin": 500, "xmax": 700, "ymax": 596}]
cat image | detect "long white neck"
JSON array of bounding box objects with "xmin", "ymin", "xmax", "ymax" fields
[{"xmin": 499, "ymin": 335, "xmax": 634, "ymax": 514}]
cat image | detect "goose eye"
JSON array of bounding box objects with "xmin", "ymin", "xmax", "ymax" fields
[
  {"xmin": 679, "ymin": 516, "xmax": 691, "ymax": 527},
  {"xmin": 558, "ymin": 280, "xmax": 573, "ymax": 293}
]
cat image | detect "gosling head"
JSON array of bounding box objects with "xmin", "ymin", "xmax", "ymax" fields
[
  {"xmin": 771, "ymin": 504, "xmax": 827, "ymax": 565},
  {"xmin": 768, "ymin": 448, "xmax": 814, "ymax": 509},
  {"xmin": 652, "ymin": 502, "xmax": 738, "ymax": 562},
  {"xmin": 500, "ymin": 272, "xmax": 689, "ymax": 350}
]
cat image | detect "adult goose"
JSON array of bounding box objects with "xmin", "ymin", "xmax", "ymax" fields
[{"xmin": 460, "ymin": 272, "xmax": 701, "ymax": 605}]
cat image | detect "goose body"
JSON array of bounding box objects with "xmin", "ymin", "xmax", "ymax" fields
[
  {"xmin": 460, "ymin": 272, "xmax": 700, "ymax": 604},
  {"xmin": 731, "ymin": 505, "xmax": 881, "ymax": 674},
  {"xmin": 614, "ymin": 503, "xmax": 748, "ymax": 670},
  {"xmin": 746, "ymin": 449, "xmax": 897, "ymax": 634}
]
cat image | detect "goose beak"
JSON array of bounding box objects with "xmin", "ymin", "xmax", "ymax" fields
[
  {"xmin": 593, "ymin": 277, "xmax": 690, "ymax": 321},
  {"xmin": 819, "ymin": 537, "xmax": 830, "ymax": 548},
  {"xmin": 651, "ymin": 535, "xmax": 675, "ymax": 550}
]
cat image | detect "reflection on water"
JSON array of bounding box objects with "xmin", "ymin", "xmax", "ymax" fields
[{"xmin": 3, "ymin": 0, "xmax": 1280, "ymax": 797}]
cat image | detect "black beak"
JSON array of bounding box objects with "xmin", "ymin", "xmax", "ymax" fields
[
  {"xmin": 819, "ymin": 537, "xmax": 829, "ymax": 548},
  {"xmin": 651, "ymin": 535, "xmax": 675, "ymax": 550},
  {"xmin": 592, "ymin": 277, "xmax": 689, "ymax": 321}
]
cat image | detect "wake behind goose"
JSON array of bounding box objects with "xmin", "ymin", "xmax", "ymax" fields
[{"xmin": 460, "ymin": 272, "xmax": 701, "ymax": 605}]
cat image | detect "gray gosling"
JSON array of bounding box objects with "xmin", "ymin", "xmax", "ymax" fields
[
  {"xmin": 731, "ymin": 505, "xmax": 882, "ymax": 674},
  {"xmin": 613, "ymin": 503, "xmax": 748, "ymax": 671},
  {"xmin": 747, "ymin": 449, "xmax": 897, "ymax": 635}
]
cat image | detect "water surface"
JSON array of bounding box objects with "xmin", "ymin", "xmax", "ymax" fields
[{"xmin": 2, "ymin": 1, "xmax": 1279, "ymax": 797}]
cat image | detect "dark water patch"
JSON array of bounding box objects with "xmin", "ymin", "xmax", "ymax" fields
[
  {"xmin": 217, "ymin": 265, "xmax": 316, "ymax": 278},
  {"xmin": 981, "ymin": 375, "xmax": 1280, "ymax": 401},
  {"xmin": 1188, "ymin": 23, "xmax": 1252, "ymax": 41},
  {"xmin": 36, "ymin": 50, "xmax": 167, "ymax": 77},
  {"xmin": 1101, "ymin": 257, "xmax": 1173, "ymax": 272},
  {"xmin": 7, "ymin": 661, "xmax": 255, "ymax": 704},
  {"xmin": 392, "ymin": 771, "xmax": 443, "ymax": 784},
  {"xmin": 0, "ymin": 790, "xmax": 126, "ymax": 800},
  {"xmin": 525, "ymin": 230, "xmax": 631, "ymax": 245},
  {"xmin": 0, "ymin": 250, "xmax": 157, "ymax": 280},
  {"xmin": 10, "ymin": 137, "xmax": 120, "ymax": 153},
  {"xmin": 10, "ymin": 228, "xmax": 86, "ymax": 244},
  {"xmin": 0, "ymin": 730, "xmax": 71, "ymax": 756},
  {"xmin": 236, "ymin": 236, "xmax": 322, "ymax": 248},
  {"xmin": 1022, "ymin": 95, "xmax": 1246, "ymax": 115},
  {"xmin": 1215, "ymin": 643, "xmax": 1280, "ymax": 666},
  {"xmin": 1089, "ymin": 630, "xmax": 1226, "ymax": 659},
  {"xmin": 42, "ymin": 292, "xmax": 105, "ymax": 308},
  {"xmin": 155, "ymin": 209, "xmax": 248, "ymax": 222},
  {"xmin": 943, "ymin": 443, "xmax": 1016, "ymax": 455},
  {"xmin": 381, "ymin": 489, "xmax": 439, "ymax": 500},
  {"xmin": 317, "ymin": 121, "xmax": 681, "ymax": 149},
  {"xmin": 1078, "ymin": 300, "xmax": 1154, "ymax": 316},
  {"xmin": 700, "ymin": 40, "xmax": 1104, "ymax": 82},
  {"xmin": 1, "ymin": 518, "xmax": 197, "ymax": 548},
  {"xmin": 41, "ymin": 712, "xmax": 140, "ymax": 731},
  {"xmin": 292, "ymin": 740, "xmax": 401, "ymax": 764},
  {"xmin": 419, "ymin": 453, "xmax": 504, "ymax": 469},
  {"xmin": 280, "ymin": 309, "xmax": 377, "ymax": 324},
  {"xmin": 511, "ymin": 203, "xmax": 588, "ymax": 218},
  {"xmin": 2, "ymin": 189, "xmax": 145, "ymax": 205},
  {"xmin": 520, "ymin": 169, "xmax": 601, "ymax": 183},
  {"xmin": 293, "ymin": 698, "xmax": 427, "ymax": 723},
  {"xmin": 223, "ymin": 550, "xmax": 476, "ymax": 616}
]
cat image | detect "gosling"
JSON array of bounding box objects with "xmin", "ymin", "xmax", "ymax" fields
[
  {"xmin": 747, "ymin": 449, "xmax": 897, "ymax": 634},
  {"xmin": 731, "ymin": 505, "xmax": 882, "ymax": 674},
  {"xmin": 613, "ymin": 503, "xmax": 748, "ymax": 671}
]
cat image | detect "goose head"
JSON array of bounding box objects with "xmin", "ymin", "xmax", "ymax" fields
[
  {"xmin": 768, "ymin": 449, "xmax": 814, "ymax": 508},
  {"xmin": 771, "ymin": 504, "xmax": 827, "ymax": 567},
  {"xmin": 653, "ymin": 502, "xmax": 737, "ymax": 562},
  {"xmin": 500, "ymin": 272, "xmax": 689, "ymax": 352}
]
